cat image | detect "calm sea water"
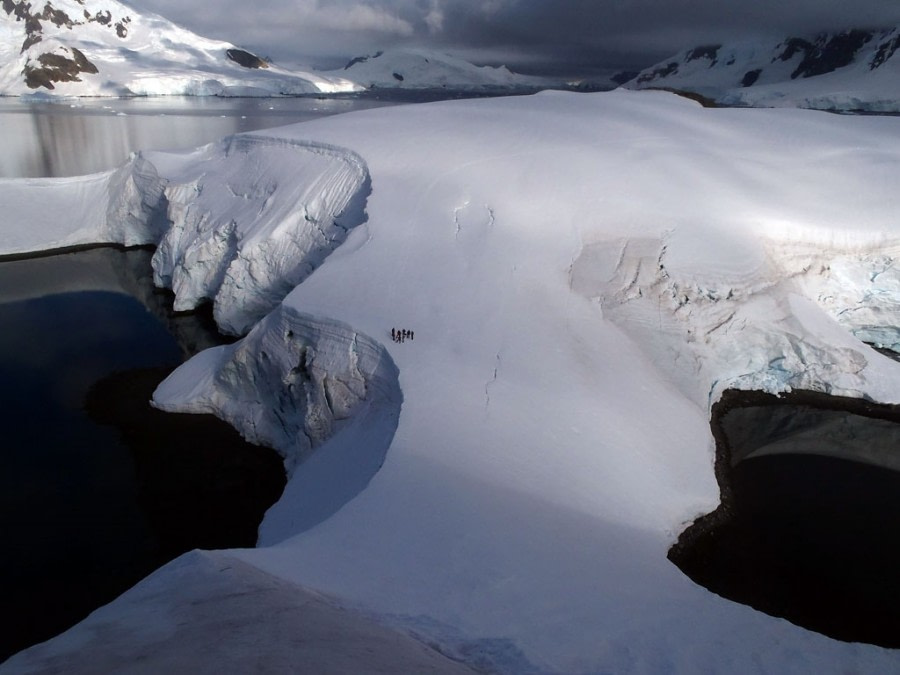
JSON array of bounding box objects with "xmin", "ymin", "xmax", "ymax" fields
[
  {"xmin": 0, "ymin": 92, "xmax": 521, "ymax": 178},
  {"xmin": 0, "ymin": 249, "xmax": 287, "ymax": 661},
  {"xmin": 0, "ymin": 95, "xmax": 401, "ymax": 178}
]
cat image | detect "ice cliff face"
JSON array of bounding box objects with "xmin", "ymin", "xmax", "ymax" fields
[
  {"xmin": 153, "ymin": 306, "xmax": 401, "ymax": 473},
  {"xmin": 0, "ymin": 0, "xmax": 358, "ymax": 96},
  {"xmin": 626, "ymin": 27, "xmax": 900, "ymax": 111},
  {"xmin": 105, "ymin": 154, "xmax": 170, "ymax": 246},
  {"xmin": 575, "ymin": 232, "xmax": 900, "ymax": 407},
  {"xmin": 11, "ymin": 132, "xmax": 371, "ymax": 336},
  {"xmin": 151, "ymin": 136, "xmax": 370, "ymax": 335}
]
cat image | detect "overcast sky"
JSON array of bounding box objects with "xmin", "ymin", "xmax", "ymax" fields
[{"xmin": 131, "ymin": 0, "xmax": 900, "ymax": 77}]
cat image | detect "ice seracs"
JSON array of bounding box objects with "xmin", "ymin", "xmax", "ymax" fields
[
  {"xmin": 150, "ymin": 135, "xmax": 371, "ymax": 335},
  {"xmin": 153, "ymin": 305, "xmax": 401, "ymax": 474},
  {"xmin": 3, "ymin": 90, "xmax": 900, "ymax": 672}
]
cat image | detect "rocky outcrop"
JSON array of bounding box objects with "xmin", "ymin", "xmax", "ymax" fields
[
  {"xmin": 3, "ymin": 0, "xmax": 131, "ymax": 54},
  {"xmin": 22, "ymin": 46, "xmax": 97, "ymax": 88},
  {"xmin": 225, "ymin": 48, "xmax": 268, "ymax": 69}
]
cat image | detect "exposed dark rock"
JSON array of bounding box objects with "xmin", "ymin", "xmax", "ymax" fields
[
  {"xmin": 343, "ymin": 50, "xmax": 383, "ymax": 69},
  {"xmin": 225, "ymin": 48, "xmax": 269, "ymax": 69},
  {"xmin": 92, "ymin": 9, "xmax": 111, "ymax": 25},
  {"xmin": 791, "ymin": 30, "xmax": 874, "ymax": 79},
  {"xmin": 23, "ymin": 46, "xmax": 98, "ymax": 89},
  {"xmin": 40, "ymin": 2, "xmax": 74, "ymax": 28},
  {"xmin": 115, "ymin": 20, "xmax": 127, "ymax": 38},
  {"xmin": 636, "ymin": 61, "xmax": 679, "ymax": 84},
  {"xmin": 649, "ymin": 87, "xmax": 720, "ymax": 107},
  {"xmin": 741, "ymin": 68, "xmax": 762, "ymax": 87},
  {"xmin": 871, "ymin": 33, "xmax": 900, "ymax": 69},
  {"xmin": 686, "ymin": 44, "xmax": 721, "ymax": 64},
  {"xmin": 392, "ymin": 71, "xmax": 404, "ymax": 81},
  {"xmin": 22, "ymin": 33, "xmax": 42, "ymax": 51},
  {"xmin": 610, "ymin": 70, "xmax": 639, "ymax": 85},
  {"xmin": 71, "ymin": 46, "xmax": 97, "ymax": 72},
  {"xmin": 774, "ymin": 37, "xmax": 814, "ymax": 63}
]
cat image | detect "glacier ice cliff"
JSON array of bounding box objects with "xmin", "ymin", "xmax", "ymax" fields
[
  {"xmin": 153, "ymin": 306, "xmax": 401, "ymax": 475},
  {"xmin": 151, "ymin": 135, "xmax": 371, "ymax": 335}
]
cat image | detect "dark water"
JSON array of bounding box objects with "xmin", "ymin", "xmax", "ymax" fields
[
  {"xmin": 0, "ymin": 248, "xmax": 286, "ymax": 661},
  {"xmin": 671, "ymin": 389, "xmax": 900, "ymax": 647}
]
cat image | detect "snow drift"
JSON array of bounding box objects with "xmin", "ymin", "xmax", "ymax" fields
[
  {"xmin": 2, "ymin": 550, "xmax": 471, "ymax": 674},
  {"xmin": 3, "ymin": 90, "xmax": 900, "ymax": 672}
]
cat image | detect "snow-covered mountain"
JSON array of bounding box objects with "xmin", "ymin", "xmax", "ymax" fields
[
  {"xmin": 626, "ymin": 27, "xmax": 900, "ymax": 111},
  {"xmin": 324, "ymin": 47, "xmax": 545, "ymax": 91},
  {"xmin": 0, "ymin": 0, "xmax": 358, "ymax": 96}
]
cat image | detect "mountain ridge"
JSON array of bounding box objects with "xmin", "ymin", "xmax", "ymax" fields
[
  {"xmin": 0, "ymin": 1, "xmax": 547, "ymax": 97},
  {"xmin": 323, "ymin": 47, "xmax": 546, "ymax": 91},
  {"xmin": 0, "ymin": 0, "xmax": 358, "ymax": 96},
  {"xmin": 625, "ymin": 26, "xmax": 900, "ymax": 111}
]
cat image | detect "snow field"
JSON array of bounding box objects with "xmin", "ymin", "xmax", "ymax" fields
[{"xmin": 3, "ymin": 89, "xmax": 900, "ymax": 672}]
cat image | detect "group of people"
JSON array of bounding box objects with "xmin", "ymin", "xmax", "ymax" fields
[{"xmin": 391, "ymin": 328, "xmax": 414, "ymax": 343}]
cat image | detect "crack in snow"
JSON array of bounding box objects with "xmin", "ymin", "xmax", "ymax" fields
[{"xmin": 484, "ymin": 352, "xmax": 501, "ymax": 411}]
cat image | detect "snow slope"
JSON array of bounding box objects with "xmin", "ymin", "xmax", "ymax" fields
[
  {"xmin": 0, "ymin": 0, "xmax": 358, "ymax": 96},
  {"xmin": 3, "ymin": 550, "xmax": 473, "ymax": 674},
  {"xmin": 3, "ymin": 90, "xmax": 900, "ymax": 672},
  {"xmin": 627, "ymin": 28, "xmax": 900, "ymax": 111},
  {"xmin": 326, "ymin": 47, "xmax": 544, "ymax": 91}
]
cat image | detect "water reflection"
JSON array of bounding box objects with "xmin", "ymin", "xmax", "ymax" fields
[{"xmin": 0, "ymin": 97, "xmax": 395, "ymax": 178}]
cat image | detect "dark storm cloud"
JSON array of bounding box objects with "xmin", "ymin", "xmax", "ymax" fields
[{"xmin": 132, "ymin": 0, "xmax": 900, "ymax": 75}]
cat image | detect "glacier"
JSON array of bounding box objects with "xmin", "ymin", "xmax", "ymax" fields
[{"xmin": 3, "ymin": 89, "xmax": 900, "ymax": 672}]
